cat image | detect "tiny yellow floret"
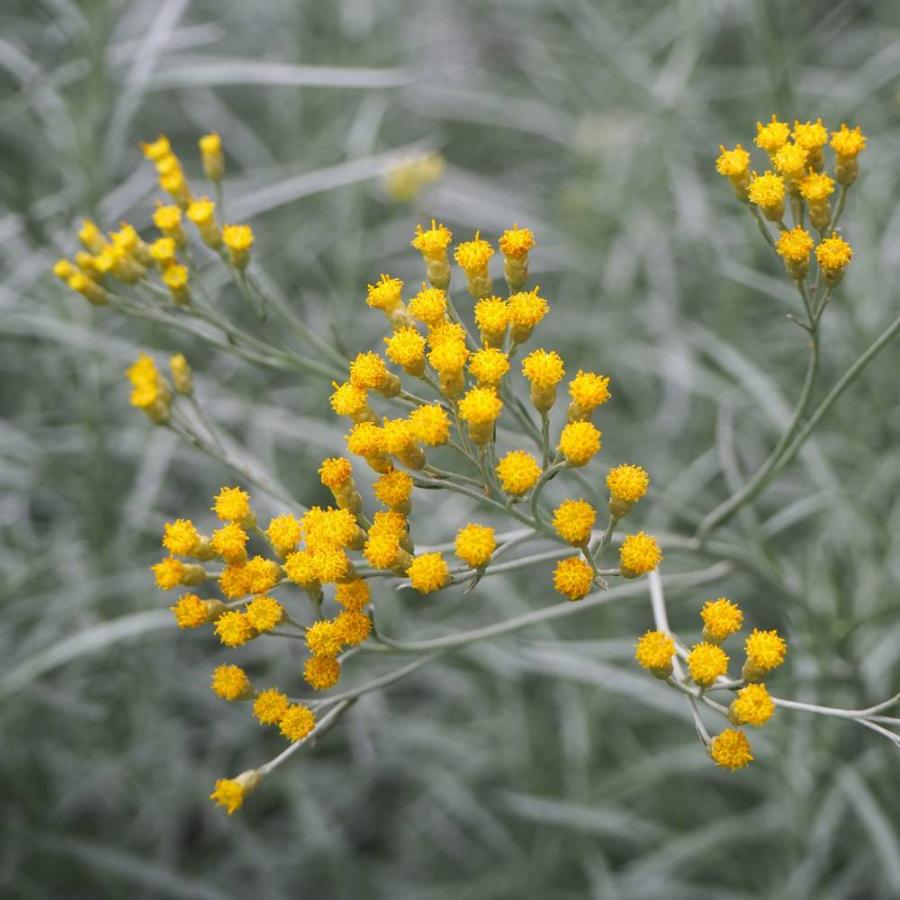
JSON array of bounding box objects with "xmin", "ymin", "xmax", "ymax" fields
[
  {"xmin": 211, "ymin": 664, "xmax": 251, "ymax": 701},
  {"xmin": 454, "ymin": 523, "xmax": 496, "ymax": 568},
  {"xmin": 558, "ymin": 420, "xmax": 601, "ymax": 467},
  {"xmin": 407, "ymin": 553, "xmax": 450, "ymax": 593},
  {"xmin": 815, "ymin": 234, "xmax": 853, "ymax": 281},
  {"xmin": 245, "ymin": 596, "xmax": 285, "ymax": 632},
  {"xmin": 744, "ymin": 628, "xmax": 787, "ymax": 676},
  {"xmin": 701, "ymin": 598, "xmax": 744, "ymax": 643},
  {"xmin": 162, "ymin": 518, "xmax": 201, "ymax": 556},
  {"xmin": 367, "ymin": 274, "xmax": 404, "ymax": 314},
  {"xmin": 278, "ymin": 704, "xmax": 316, "ymax": 742},
  {"xmin": 688, "ymin": 642, "xmax": 729, "ymax": 687},
  {"xmin": 709, "ymin": 729, "xmax": 753, "ymax": 771},
  {"xmin": 213, "ymin": 486, "xmax": 253, "ymax": 524},
  {"xmin": 253, "ymin": 689, "xmax": 290, "ymax": 725},
  {"xmin": 553, "ymin": 556, "xmax": 595, "ymax": 601},
  {"xmin": 210, "ymin": 770, "xmax": 261, "ymax": 815},
  {"xmin": 304, "ymin": 655, "xmax": 341, "ymax": 690},
  {"xmin": 755, "ymin": 115, "xmax": 790, "ymax": 154},
  {"xmin": 266, "ymin": 514, "xmax": 302, "ymax": 556},
  {"xmin": 730, "ymin": 683, "xmax": 775, "ymax": 727},
  {"xmin": 306, "ymin": 620, "xmax": 344, "ymax": 658},
  {"xmin": 409, "ymin": 404, "xmax": 451, "ymax": 446},
  {"xmin": 214, "ymin": 610, "xmax": 254, "ymax": 647},
  {"xmin": 635, "ymin": 630, "xmax": 675, "ymax": 676},
  {"xmin": 496, "ymin": 449, "xmax": 542, "ymax": 496},
  {"xmin": 552, "ymin": 499, "xmax": 596, "ymax": 546},
  {"xmin": 222, "ymin": 224, "xmax": 253, "ymax": 268},
  {"xmin": 469, "ymin": 348, "xmax": 510, "ymax": 386},
  {"xmin": 619, "ymin": 532, "xmax": 662, "ymax": 577}
]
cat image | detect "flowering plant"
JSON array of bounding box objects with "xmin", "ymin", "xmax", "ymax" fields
[{"xmin": 51, "ymin": 117, "xmax": 900, "ymax": 814}]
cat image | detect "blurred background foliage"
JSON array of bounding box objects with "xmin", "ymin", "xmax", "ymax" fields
[{"xmin": 2, "ymin": 0, "xmax": 900, "ymax": 897}]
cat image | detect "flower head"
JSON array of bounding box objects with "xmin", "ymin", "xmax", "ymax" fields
[
  {"xmin": 330, "ymin": 381, "xmax": 369, "ymax": 418},
  {"xmin": 454, "ymin": 233, "xmax": 494, "ymax": 276},
  {"xmin": 350, "ymin": 352, "xmax": 391, "ymax": 391},
  {"xmin": 279, "ymin": 704, "xmax": 316, "ymax": 742},
  {"xmin": 799, "ymin": 170, "xmax": 835, "ymax": 203},
  {"xmin": 266, "ymin": 514, "xmax": 302, "ymax": 556},
  {"xmin": 210, "ymin": 770, "xmax": 261, "ymax": 815},
  {"xmin": 715, "ymin": 143, "xmax": 750, "ymax": 177},
  {"xmin": 211, "ymin": 664, "xmax": 251, "ymax": 701},
  {"xmin": 284, "ymin": 549, "xmax": 321, "ymax": 588},
  {"xmin": 346, "ymin": 421, "xmax": 387, "ymax": 458},
  {"xmin": 407, "ymin": 553, "xmax": 450, "ymax": 593},
  {"xmin": 170, "ymin": 593, "xmax": 221, "ymax": 628},
  {"xmin": 458, "ymin": 386, "xmax": 503, "ymax": 426},
  {"xmin": 507, "ymin": 288, "xmax": 549, "ymax": 342},
  {"xmin": 700, "ymin": 598, "xmax": 744, "ymax": 642},
  {"xmin": 428, "ymin": 338, "xmax": 469, "ymax": 376},
  {"xmin": 710, "ymin": 729, "xmax": 753, "ymax": 770},
  {"xmin": 553, "ymin": 557, "xmax": 594, "ymax": 601},
  {"xmin": 744, "ymin": 628, "xmax": 787, "ymax": 674},
  {"xmin": 474, "ymin": 296, "xmax": 510, "ymax": 346},
  {"xmin": 335, "ymin": 578, "xmax": 371, "ymax": 611},
  {"xmin": 815, "ymin": 234, "xmax": 853, "ymax": 280},
  {"xmin": 830, "ymin": 124, "xmax": 866, "ymax": 159},
  {"xmin": 635, "ymin": 630, "xmax": 675, "ymax": 675},
  {"xmin": 409, "ymin": 404, "xmax": 451, "ymax": 446},
  {"xmin": 558, "ymin": 420, "xmax": 601, "ymax": 467},
  {"xmin": 773, "ymin": 142, "xmax": 808, "ymax": 181},
  {"xmin": 306, "ymin": 620, "xmax": 343, "ymax": 657},
  {"xmin": 498, "ymin": 225, "xmax": 535, "ymax": 259},
  {"xmin": 367, "ymin": 274, "xmax": 404, "ymax": 313},
  {"xmin": 469, "ymin": 348, "xmax": 510, "ymax": 386},
  {"xmin": 243, "ymin": 556, "xmax": 282, "ymax": 594},
  {"xmin": 755, "ymin": 115, "xmax": 790, "ymax": 154},
  {"xmin": 552, "ymin": 499, "xmax": 596, "ymax": 546},
  {"xmin": 748, "ymin": 171, "xmax": 786, "ymax": 218},
  {"xmin": 412, "ymin": 221, "xmax": 453, "ymax": 261},
  {"xmin": 210, "ymin": 522, "xmax": 249, "ymax": 565},
  {"xmin": 730, "ymin": 683, "xmax": 775, "ymax": 727},
  {"xmin": 245, "ymin": 596, "xmax": 285, "ymax": 632},
  {"xmin": 304, "ymin": 655, "xmax": 341, "ymax": 690},
  {"xmin": 384, "ymin": 327, "xmax": 426, "ymax": 373},
  {"xmin": 253, "ymin": 689, "xmax": 290, "ymax": 725},
  {"xmin": 792, "ymin": 119, "xmax": 828, "ymax": 151},
  {"xmin": 222, "ymin": 224, "xmax": 253, "ymax": 267},
  {"xmin": 333, "ymin": 610, "xmax": 372, "ymax": 646},
  {"xmin": 568, "ymin": 371, "xmax": 611, "ymax": 415},
  {"xmin": 522, "ymin": 349, "xmax": 565, "ymax": 389},
  {"xmin": 776, "ymin": 226, "xmax": 814, "ymax": 264},
  {"xmin": 214, "ymin": 610, "xmax": 254, "ymax": 647},
  {"xmin": 454, "ymin": 523, "xmax": 496, "ymax": 568},
  {"xmin": 619, "ymin": 532, "xmax": 662, "ymax": 577},
  {"xmin": 408, "ymin": 285, "xmax": 448, "ymax": 326},
  {"xmin": 163, "ymin": 518, "xmax": 201, "ymax": 556},
  {"xmin": 688, "ymin": 642, "xmax": 729, "ymax": 687},
  {"xmin": 213, "ymin": 486, "xmax": 253, "ymax": 524},
  {"xmin": 496, "ymin": 449, "xmax": 542, "ymax": 496},
  {"xmin": 606, "ymin": 464, "xmax": 649, "ymax": 507},
  {"xmin": 374, "ymin": 468, "xmax": 414, "ymax": 510}
]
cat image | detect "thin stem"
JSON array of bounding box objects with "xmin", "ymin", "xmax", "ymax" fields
[{"xmin": 540, "ymin": 409, "xmax": 551, "ymax": 469}]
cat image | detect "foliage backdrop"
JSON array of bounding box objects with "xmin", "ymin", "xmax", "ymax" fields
[{"xmin": 2, "ymin": 1, "xmax": 900, "ymax": 897}]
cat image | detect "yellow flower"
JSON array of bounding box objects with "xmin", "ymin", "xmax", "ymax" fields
[
  {"xmin": 687, "ymin": 642, "xmax": 729, "ymax": 687},
  {"xmin": 409, "ymin": 404, "xmax": 451, "ymax": 446},
  {"xmin": 333, "ymin": 610, "xmax": 372, "ymax": 646},
  {"xmin": 558, "ymin": 420, "xmax": 601, "ymax": 467},
  {"xmin": 553, "ymin": 556, "xmax": 594, "ymax": 601},
  {"xmin": 618, "ymin": 531, "xmax": 662, "ymax": 577},
  {"xmin": 744, "ymin": 628, "xmax": 787, "ymax": 678},
  {"xmin": 242, "ymin": 556, "xmax": 281, "ymax": 594},
  {"xmin": 407, "ymin": 552, "xmax": 450, "ymax": 593},
  {"xmin": 363, "ymin": 533, "xmax": 404, "ymax": 570},
  {"xmin": 496, "ymin": 449, "xmax": 541, "ymax": 496},
  {"xmin": 199, "ymin": 132, "xmax": 224, "ymax": 181},
  {"xmin": 186, "ymin": 197, "xmax": 220, "ymax": 247},
  {"xmin": 284, "ymin": 549, "xmax": 321, "ymax": 589},
  {"xmin": 748, "ymin": 171, "xmax": 786, "ymax": 221},
  {"xmin": 210, "ymin": 770, "xmax": 261, "ymax": 815},
  {"xmin": 153, "ymin": 556, "xmax": 203, "ymax": 590},
  {"xmin": 319, "ymin": 457, "xmax": 353, "ymax": 491},
  {"xmin": 210, "ymin": 523, "xmax": 249, "ymax": 565},
  {"xmin": 454, "ymin": 233, "xmax": 494, "ymax": 276},
  {"xmin": 754, "ymin": 115, "xmax": 790, "ymax": 155},
  {"xmin": 412, "ymin": 221, "xmax": 453, "ymax": 260},
  {"xmin": 700, "ymin": 598, "xmax": 743, "ymax": 643},
  {"xmin": 214, "ymin": 610, "xmax": 255, "ymax": 647},
  {"xmin": 162, "ymin": 518, "xmax": 201, "ymax": 556},
  {"xmin": 384, "ymin": 326, "xmax": 426, "ymax": 376},
  {"xmin": 730, "ymin": 683, "xmax": 775, "ymax": 727},
  {"xmin": 142, "ymin": 134, "xmax": 172, "ymax": 161},
  {"xmin": 635, "ymin": 630, "xmax": 675, "ymax": 677},
  {"xmin": 279, "ymin": 704, "xmax": 316, "ymax": 742},
  {"xmin": 153, "ymin": 204, "xmax": 185, "ymax": 245},
  {"xmin": 709, "ymin": 729, "xmax": 753, "ymax": 771},
  {"xmin": 830, "ymin": 123, "xmax": 866, "ymax": 160},
  {"xmin": 170, "ymin": 593, "xmax": 223, "ymax": 628},
  {"xmin": 567, "ymin": 371, "xmax": 611, "ymax": 419},
  {"xmin": 346, "ymin": 421, "xmax": 387, "ymax": 459},
  {"xmin": 211, "ymin": 664, "xmax": 251, "ymax": 701},
  {"xmin": 335, "ymin": 578, "xmax": 371, "ymax": 611},
  {"xmin": 775, "ymin": 226, "xmax": 814, "ymax": 279},
  {"xmin": 773, "ymin": 142, "xmax": 808, "ymax": 185},
  {"xmin": 522, "ymin": 349, "xmax": 565, "ymax": 411},
  {"xmin": 374, "ymin": 468, "xmax": 414, "ymax": 511},
  {"xmin": 427, "ymin": 321, "xmax": 467, "ymax": 348},
  {"xmin": 552, "ymin": 499, "xmax": 596, "ymax": 546},
  {"xmin": 150, "ymin": 237, "xmax": 178, "ymax": 271},
  {"xmin": 469, "ymin": 348, "xmax": 510, "ymax": 386},
  {"xmin": 382, "ymin": 417, "xmax": 425, "ymax": 468},
  {"xmin": 169, "ymin": 353, "xmax": 192, "ymax": 395},
  {"xmin": 306, "ymin": 620, "xmax": 344, "ymax": 657},
  {"xmin": 213, "ymin": 486, "xmax": 253, "ymax": 524},
  {"xmin": 815, "ymin": 234, "xmax": 853, "ymax": 281},
  {"xmin": 606, "ymin": 464, "xmax": 649, "ymax": 516},
  {"xmin": 349, "ymin": 352, "xmax": 395, "ymax": 394},
  {"xmin": 222, "ymin": 224, "xmax": 254, "ymax": 268},
  {"xmin": 715, "ymin": 143, "xmax": 750, "ymax": 178},
  {"xmin": 330, "ymin": 381, "xmax": 370, "ymax": 419},
  {"xmin": 454, "ymin": 523, "xmax": 496, "ymax": 569},
  {"xmin": 245, "ymin": 596, "xmax": 285, "ymax": 632},
  {"xmin": 266, "ymin": 514, "xmax": 302, "ymax": 556},
  {"xmin": 408, "ymin": 285, "xmax": 448, "ymax": 326},
  {"xmin": 507, "ymin": 288, "xmax": 549, "ymax": 343},
  {"xmin": 428, "ymin": 338, "xmax": 469, "ymax": 376},
  {"xmin": 367, "ymin": 274, "xmax": 404, "ymax": 314},
  {"xmin": 126, "ymin": 353, "xmax": 171, "ymax": 423},
  {"xmin": 458, "ymin": 387, "xmax": 503, "ymax": 444},
  {"xmin": 313, "ymin": 545, "xmax": 353, "ymax": 584},
  {"xmin": 219, "ymin": 564, "xmax": 251, "ymax": 599},
  {"xmin": 253, "ymin": 688, "xmax": 290, "ymax": 725},
  {"xmin": 474, "ymin": 296, "xmax": 510, "ymax": 348},
  {"xmin": 498, "ymin": 225, "xmax": 535, "ymax": 260},
  {"xmin": 793, "ymin": 119, "xmax": 828, "ymax": 151},
  {"xmin": 304, "ymin": 655, "xmax": 341, "ymax": 690}
]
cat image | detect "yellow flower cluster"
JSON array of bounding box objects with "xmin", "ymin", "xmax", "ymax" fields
[
  {"xmin": 716, "ymin": 117, "xmax": 862, "ymax": 286},
  {"xmin": 636, "ymin": 598, "xmax": 786, "ymax": 771},
  {"xmin": 54, "ymin": 133, "xmax": 257, "ymax": 310}
]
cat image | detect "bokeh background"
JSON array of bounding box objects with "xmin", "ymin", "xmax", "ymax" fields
[{"xmin": 3, "ymin": 1, "xmax": 900, "ymax": 897}]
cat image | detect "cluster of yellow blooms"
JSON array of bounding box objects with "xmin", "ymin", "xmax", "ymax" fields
[
  {"xmin": 635, "ymin": 598, "xmax": 787, "ymax": 770},
  {"xmin": 716, "ymin": 117, "xmax": 864, "ymax": 284},
  {"xmin": 53, "ymin": 133, "xmax": 254, "ymax": 312}
]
